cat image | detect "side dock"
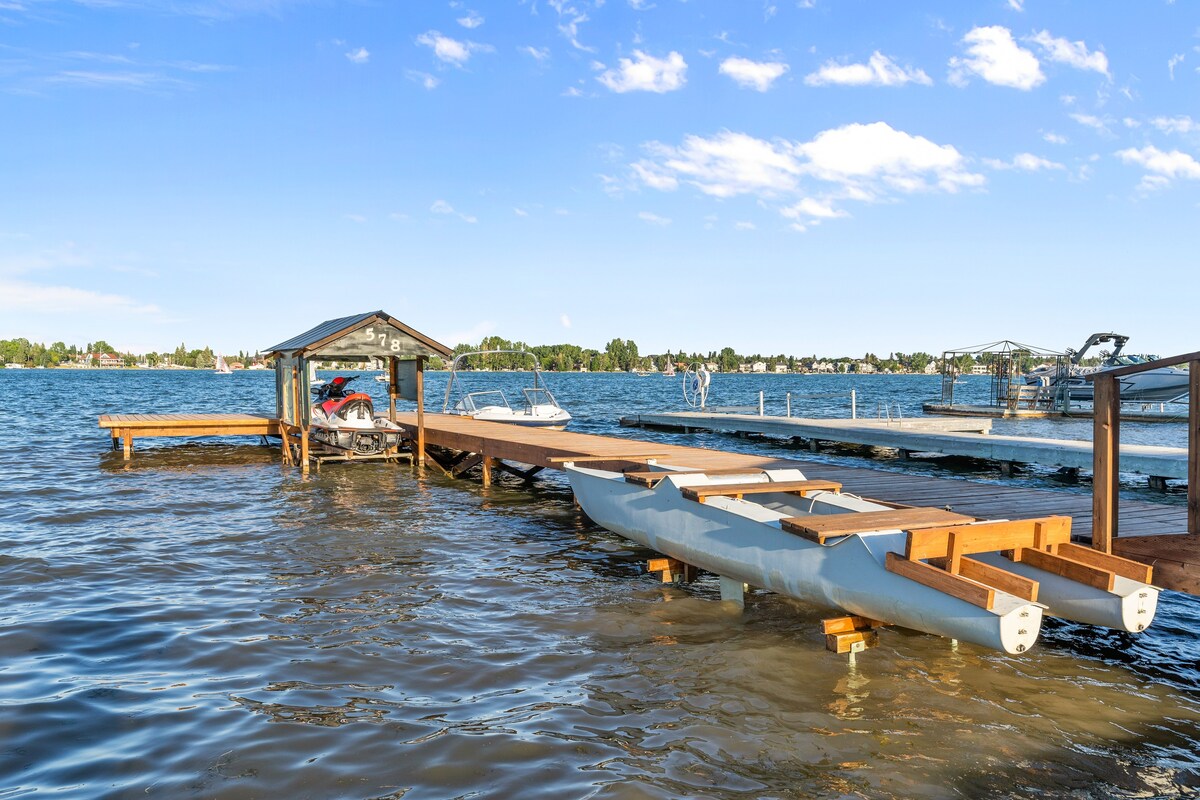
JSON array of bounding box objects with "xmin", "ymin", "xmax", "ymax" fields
[{"xmin": 619, "ymin": 410, "xmax": 1190, "ymax": 487}]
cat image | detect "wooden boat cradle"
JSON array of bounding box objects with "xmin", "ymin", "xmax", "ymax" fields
[{"xmin": 633, "ymin": 468, "xmax": 1155, "ymax": 624}]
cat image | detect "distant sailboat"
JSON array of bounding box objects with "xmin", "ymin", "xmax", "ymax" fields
[
  {"xmin": 663, "ymin": 358, "xmax": 676, "ymax": 378},
  {"xmin": 214, "ymin": 354, "xmax": 232, "ymax": 375}
]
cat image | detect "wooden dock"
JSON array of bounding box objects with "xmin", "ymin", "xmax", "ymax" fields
[
  {"xmin": 99, "ymin": 413, "xmax": 279, "ymax": 459},
  {"xmin": 392, "ymin": 412, "xmax": 1199, "ymax": 595},
  {"xmin": 620, "ymin": 410, "xmax": 1190, "ymax": 484}
]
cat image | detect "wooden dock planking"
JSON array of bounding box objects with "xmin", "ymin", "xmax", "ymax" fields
[
  {"xmin": 393, "ymin": 412, "xmax": 1199, "ymax": 595},
  {"xmin": 99, "ymin": 413, "xmax": 280, "ymax": 459}
]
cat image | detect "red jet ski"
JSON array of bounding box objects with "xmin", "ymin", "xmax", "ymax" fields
[{"xmin": 309, "ymin": 375, "xmax": 404, "ymax": 456}]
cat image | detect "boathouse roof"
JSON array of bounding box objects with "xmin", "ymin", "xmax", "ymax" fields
[{"xmin": 264, "ymin": 310, "xmax": 453, "ymax": 360}]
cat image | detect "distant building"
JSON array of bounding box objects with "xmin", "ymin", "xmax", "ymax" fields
[
  {"xmin": 857, "ymin": 362, "xmax": 877, "ymax": 374},
  {"xmin": 774, "ymin": 364, "xmax": 788, "ymax": 373},
  {"xmin": 971, "ymin": 364, "xmax": 990, "ymax": 375}
]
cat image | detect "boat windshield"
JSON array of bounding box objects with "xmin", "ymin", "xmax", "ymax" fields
[
  {"xmin": 523, "ymin": 387, "xmax": 558, "ymax": 410},
  {"xmin": 457, "ymin": 391, "xmax": 510, "ymax": 413}
]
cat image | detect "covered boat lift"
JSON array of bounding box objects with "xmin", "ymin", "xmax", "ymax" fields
[{"xmin": 264, "ymin": 311, "xmax": 453, "ymax": 472}]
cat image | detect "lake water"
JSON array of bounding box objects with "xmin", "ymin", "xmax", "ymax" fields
[{"xmin": 1, "ymin": 369, "xmax": 1197, "ymax": 798}]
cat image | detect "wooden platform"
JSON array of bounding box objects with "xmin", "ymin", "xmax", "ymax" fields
[
  {"xmin": 392, "ymin": 412, "xmax": 1200, "ymax": 595},
  {"xmin": 98, "ymin": 413, "xmax": 279, "ymax": 459}
]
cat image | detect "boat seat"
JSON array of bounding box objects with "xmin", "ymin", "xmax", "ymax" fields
[
  {"xmin": 781, "ymin": 507, "xmax": 976, "ymax": 545},
  {"xmin": 680, "ymin": 479, "xmax": 842, "ymax": 503},
  {"xmin": 623, "ymin": 468, "xmax": 767, "ymax": 488}
]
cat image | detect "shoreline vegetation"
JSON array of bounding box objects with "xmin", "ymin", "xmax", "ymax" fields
[{"xmin": 0, "ymin": 335, "xmax": 1082, "ymax": 375}]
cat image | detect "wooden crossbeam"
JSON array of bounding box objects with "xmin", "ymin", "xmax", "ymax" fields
[
  {"xmin": 1012, "ymin": 547, "xmax": 1116, "ymax": 591},
  {"xmin": 681, "ymin": 479, "xmax": 842, "ymax": 504},
  {"xmin": 1055, "ymin": 542, "xmax": 1153, "ymax": 584},
  {"xmin": 782, "ymin": 507, "xmax": 974, "ymax": 545},
  {"xmin": 957, "ymin": 556, "xmax": 1039, "ymax": 602},
  {"xmin": 826, "ymin": 629, "xmax": 879, "ymax": 654},
  {"xmin": 647, "ymin": 557, "xmax": 697, "ymax": 583},
  {"xmin": 905, "ymin": 516, "xmax": 1071, "ymax": 561},
  {"xmin": 821, "ymin": 615, "xmax": 885, "ymax": 635},
  {"xmin": 885, "ymin": 551, "xmax": 996, "ymax": 610}
]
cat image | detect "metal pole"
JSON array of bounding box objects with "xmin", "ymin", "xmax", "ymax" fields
[
  {"xmin": 786, "ymin": 392, "xmax": 791, "ymax": 418},
  {"xmin": 759, "ymin": 390, "xmax": 764, "ymax": 417},
  {"xmin": 851, "ymin": 389, "xmax": 857, "ymax": 420}
]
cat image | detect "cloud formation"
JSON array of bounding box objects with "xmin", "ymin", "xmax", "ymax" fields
[
  {"xmin": 719, "ymin": 56, "xmax": 789, "ymax": 91},
  {"xmin": 598, "ymin": 50, "xmax": 686, "ymax": 93},
  {"xmin": 1116, "ymin": 145, "xmax": 1200, "ymax": 191},
  {"xmin": 345, "ymin": 47, "xmax": 369, "ymax": 64},
  {"xmin": 948, "ymin": 26, "xmax": 1043, "ymax": 90},
  {"xmin": 417, "ymin": 31, "xmax": 493, "ymax": 66},
  {"xmin": 1028, "ymin": 31, "xmax": 1108, "ymax": 76},
  {"xmin": 804, "ymin": 51, "xmax": 931, "ymax": 87},
  {"xmin": 631, "ymin": 122, "xmax": 983, "ymax": 228}
]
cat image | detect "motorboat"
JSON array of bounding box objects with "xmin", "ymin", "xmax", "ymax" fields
[
  {"xmin": 1026, "ymin": 333, "xmax": 1188, "ymax": 402},
  {"xmin": 309, "ymin": 375, "xmax": 404, "ymax": 456},
  {"xmin": 442, "ymin": 350, "xmax": 572, "ymax": 429},
  {"xmin": 565, "ymin": 462, "xmax": 1158, "ymax": 654}
]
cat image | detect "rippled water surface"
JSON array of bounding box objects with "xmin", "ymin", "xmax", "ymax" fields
[{"xmin": 1, "ymin": 370, "xmax": 1197, "ymax": 799}]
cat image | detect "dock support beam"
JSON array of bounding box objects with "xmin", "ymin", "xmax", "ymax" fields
[
  {"xmin": 481, "ymin": 456, "xmax": 493, "ymax": 487},
  {"xmin": 719, "ymin": 576, "xmax": 746, "ymax": 606},
  {"xmin": 1191, "ymin": 366, "xmax": 1199, "ymax": 535},
  {"xmin": 1093, "ymin": 373, "xmax": 1119, "ymax": 552},
  {"xmin": 415, "ymin": 356, "xmax": 426, "ymax": 467}
]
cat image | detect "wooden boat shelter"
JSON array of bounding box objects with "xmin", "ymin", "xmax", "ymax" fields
[{"xmin": 264, "ymin": 311, "xmax": 452, "ymax": 472}]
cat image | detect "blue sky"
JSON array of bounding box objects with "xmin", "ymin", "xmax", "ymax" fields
[{"xmin": 2, "ymin": 0, "xmax": 1197, "ymax": 358}]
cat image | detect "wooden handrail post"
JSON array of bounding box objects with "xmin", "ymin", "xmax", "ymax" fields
[
  {"xmin": 415, "ymin": 356, "xmax": 426, "ymax": 466},
  {"xmin": 1190, "ymin": 362, "xmax": 1199, "ymax": 535},
  {"xmin": 1092, "ymin": 373, "xmax": 1119, "ymax": 552}
]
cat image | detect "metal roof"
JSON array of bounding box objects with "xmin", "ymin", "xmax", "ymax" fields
[{"xmin": 263, "ymin": 310, "xmax": 453, "ymax": 358}]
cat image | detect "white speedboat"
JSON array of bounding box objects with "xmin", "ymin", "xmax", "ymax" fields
[
  {"xmin": 442, "ymin": 350, "xmax": 572, "ymax": 429},
  {"xmin": 565, "ymin": 463, "xmax": 1158, "ymax": 654},
  {"xmin": 1027, "ymin": 333, "xmax": 1188, "ymax": 402}
]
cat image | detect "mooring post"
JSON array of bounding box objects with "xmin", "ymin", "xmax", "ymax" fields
[
  {"xmin": 851, "ymin": 389, "xmax": 857, "ymax": 420},
  {"xmin": 1092, "ymin": 373, "xmax": 1119, "ymax": 552},
  {"xmin": 786, "ymin": 392, "xmax": 792, "ymax": 418},
  {"xmin": 481, "ymin": 456, "xmax": 493, "ymax": 487},
  {"xmin": 759, "ymin": 391, "xmax": 764, "ymax": 417}
]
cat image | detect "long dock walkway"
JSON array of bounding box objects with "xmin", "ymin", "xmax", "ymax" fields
[
  {"xmin": 394, "ymin": 412, "xmax": 1198, "ymax": 594},
  {"xmin": 620, "ymin": 410, "xmax": 1189, "ymax": 483}
]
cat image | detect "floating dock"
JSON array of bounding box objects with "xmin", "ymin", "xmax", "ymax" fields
[
  {"xmin": 924, "ymin": 402, "xmax": 1189, "ymax": 423},
  {"xmin": 99, "ymin": 413, "xmax": 279, "ymax": 459},
  {"xmin": 619, "ymin": 410, "xmax": 1189, "ymax": 485}
]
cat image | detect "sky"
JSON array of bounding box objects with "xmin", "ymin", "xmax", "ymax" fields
[{"xmin": 1, "ymin": 0, "xmax": 1198, "ymax": 359}]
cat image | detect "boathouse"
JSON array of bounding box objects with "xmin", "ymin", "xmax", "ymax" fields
[{"xmin": 264, "ymin": 311, "xmax": 453, "ymax": 472}]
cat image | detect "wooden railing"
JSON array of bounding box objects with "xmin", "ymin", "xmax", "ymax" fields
[{"xmin": 1085, "ymin": 351, "xmax": 1200, "ymax": 552}]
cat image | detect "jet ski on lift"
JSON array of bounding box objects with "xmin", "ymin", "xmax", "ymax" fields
[{"xmin": 309, "ymin": 375, "xmax": 404, "ymax": 456}]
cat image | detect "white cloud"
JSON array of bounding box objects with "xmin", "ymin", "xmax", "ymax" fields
[
  {"xmin": 598, "ymin": 50, "xmax": 686, "ymax": 93},
  {"xmin": 405, "ymin": 70, "xmax": 440, "ymax": 89},
  {"xmin": 431, "ymin": 200, "xmax": 455, "ymax": 214},
  {"xmin": 416, "ymin": 31, "xmax": 492, "ymax": 66},
  {"xmin": 719, "ymin": 56, "xmax": 789, "ymax": 91},
  {"xmin": 522, "ymin": 45, "xmax": 551, "ymax": 62},
  {"xmin": 0, "ymin": 279, "xmax": 160, "ymax": 315},
  {"xmin": 514, "ymin": 207, "xmax": 529, "ymax": 216},
  {"xmin": 1070, "ymin": 112, "xmax": 1110, "ymax": 133},
  {"xmin": 457, "ymin": 11, "xmax": 484, "ymax": 29},
  {"xmin": 1116, "ymin": 145, "xmax": 1200, "ymax": 190},
  {"xmin": 1168, "ymin": 54, "xmax": 1184, "ymax": 80},
  {"xmin": 638, "ymin": 211, "xmax": 671, "ymax": 226},
  {"xmin": 1028, "ymin": 31, "xmax": 1109, "ymax": 76},
  {"xmin": 345, "ymin": 47, "xmax": 369, "ymax": 64},
  {"xmin": 734, "ymin": 221, "xmax": 756, "ymax": 230},
  {"xmin": 1150, "ymin": 115, "xmax": 1198, "ymax": 135},
  {"xmin": 983, "ymin": 153, "xmax": 1065, "ymax": 171},
  {"xmin": 560, "ymin": 313, "xmax": 572, "ymax": 328},
  {"xmin": 804, "ymin": 51, "xmax": 931, "ymax": 87},
  {"xmin": 343, "ymin": 213, "xmax": 367, "ymax": 223},
  {"xmin": 1007, "ymin": 0, "xmax": 1024, "ymax": 10},
  {"xmin": 551, "ymin": 2, "xmax": 593, "ymax": 52},
  {"xmin": 632, "ymin": 122, "xmax": 984, "ymax": 227},
  {"xmin": 1044, "ymin": 131, "xmax": 1067, "ymax": 144},
  {"xmin": 948, "ymin": 26, "xmax": 1043, "ymax": 90}
]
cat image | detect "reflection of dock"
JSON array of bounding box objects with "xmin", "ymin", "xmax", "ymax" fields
[
  {"xmin": 392, "ymin": 412, "xmax": 1198, "ymax": 595},
  {"xmin": 618, "ymin": 410, "xmax": 1189, "ymax": 484}
]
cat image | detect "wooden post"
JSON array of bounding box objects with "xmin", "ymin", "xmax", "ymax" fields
[
  {"xmin": 415, "ymin": 356, "xmax": 426, "ymax": 466},
  {"xmin": 1092, "ymin": 373, "xmax": 1119, "ymax": 552},
  {"xmin": 122, "ymin": 430, "xmax": 132, "ymax": 460},
  {"xmin": 388, "ymin": 356, "xmax": 398, "ymax": 422},
  {"xmin": 1190, "ymin": 363, "xmax": 1199, "ymax": 535},
  {"xmin": 481, "ymin": 456, "xmax": 493, "ymax": 487}
]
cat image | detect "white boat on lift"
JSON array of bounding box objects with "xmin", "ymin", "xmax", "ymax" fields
[
  {"xmin": 442, "ymin": 349, "xmax": 572, "ymax": 429},
  {"xmin": 565, "ymin": 463, "xmax": 1158, "ymax": 654},
  {"xmin": 1026, "ymin": 333, "xmax": 1189, "ymax": 402}
]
